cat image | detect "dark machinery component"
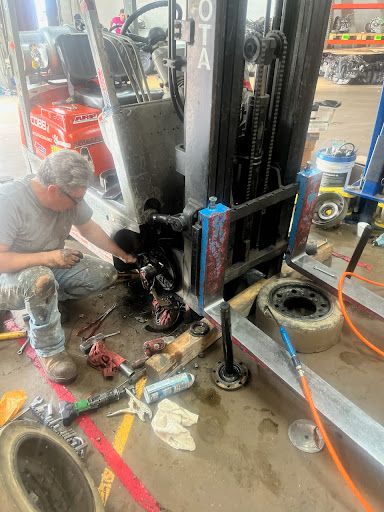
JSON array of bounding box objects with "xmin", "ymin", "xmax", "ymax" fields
[
  {"xmin": 138, "ymin": 247, "xmax": 180, "ymax": 292},
  {"xmin": 151, "ymin": 212, "xmax": 188, "ymax": 232},
  {"xmin": 212, "ymin": 302, "xmax": 248, "ymax": 390},
  {"xmin": 320, "ymin": 53, "xmax": 384, "ymax": 85},
  {"xmin": 332, "ymin": 15, "xmax": 351, "ymax": 33},
  {"xmin": 189, "ymin": 320, "xmax": 210, "ymax": 337},
  {"xmin": 312, "ymin": 192, "xmax": 350, "ymax": 230},
  {"xmin": 74, "ymin": 14, "xmax": 85, "ymax": 32},
  {"xmin": 269, "ymin": 282, "xmax": 331, "ymax": 319},
  {"xmin": 365, "ymin": 17, "xmax": 384, "ymax": 34}
]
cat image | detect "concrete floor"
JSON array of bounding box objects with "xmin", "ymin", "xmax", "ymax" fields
[
  {"xmin": 1, "ymin": 82, "xmax": 384, "ymax": 511},
  {"xmin": 315, "ymin": 77, "xmax": 382, "ymax": 157}
]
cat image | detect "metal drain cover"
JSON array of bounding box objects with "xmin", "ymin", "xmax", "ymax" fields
[
  {"xmin": 288, "ymin": 419, "xmax": 324, "ymax": 453},
  {"xmin": 269, "ymin": 283, "xmax": 330, "ymax": 320}
]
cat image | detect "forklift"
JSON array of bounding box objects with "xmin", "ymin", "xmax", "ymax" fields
[{"xmin": 4, "ymin": 0, "xmax": 384, "ymax": 496}]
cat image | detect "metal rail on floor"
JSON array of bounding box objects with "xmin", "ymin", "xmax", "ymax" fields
[{"xmin": 205, "ymin": 301, "xmax": 384, "ymax": 470}]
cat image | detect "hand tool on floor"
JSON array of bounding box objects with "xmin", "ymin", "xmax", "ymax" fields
[
  {"xmin": 17, "ymin": 337, "xmax": 30, "ymax": 355},
  {"xmin": 76, "ymin": 303, "xmax": 117, "ymax": 339},
  {"xmin": 81, "ymin": 331, "xmax": 150, "ymax": 379},
  {"xmin": 106, "ymin": 388, "xmax": 152, "ymax": 422},
  {"xmin": 129, "ymin": 336, "xmax": 173, "ymax": 369},
  {"xmin": 0, "ymin": 330, "xmax": 27, "ymax": 341},
  {"xmin": 60, "ymin": 371, "xmax": 146, "ymax": 426},
  {"xmin": 60, "ymin": 384, "xmax": 129, "ymax": 426},
  {"xmin": 86, "ymin": 339, "xmax": 141, "ymax": 380},
  {"xmin": 79, "ymin": 331, "xmax": 121, "ymax": 354}
]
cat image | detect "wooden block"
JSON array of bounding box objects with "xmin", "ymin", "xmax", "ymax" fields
[
  {"xmin": 145, "ymin": 320, "xmax": 221, "ymax": 380},
  {"xmin": 228, "ymin": 279, "xmax": 272, "ymax": 318}
]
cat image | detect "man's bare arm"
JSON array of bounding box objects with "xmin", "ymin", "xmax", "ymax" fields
[
  {"xmin": 0, "ymin": 244, "xmax": 83, "ymax": 273},
  {"xmin": 76, "ymin": 219, "xmax": 136, "ymax": 263}
]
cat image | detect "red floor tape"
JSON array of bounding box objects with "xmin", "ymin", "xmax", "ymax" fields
[{"xmin": 7, "ymin": 320, "xmax": 160, "ymax": 512}]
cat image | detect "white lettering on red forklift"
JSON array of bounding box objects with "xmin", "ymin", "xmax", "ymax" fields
[
  {"xmin": 197, "ymin": 0, "xmax": 213, "ymax": 71},
  {"xmin": 53, "ymin": 134, "xmax": 71, "ymax": 149},
  {"xmin": 73, "ymin": 113, "xmax": 98, "ymax": 124},
  {"xmin": 30, "ymin": 116, "xmax": 47, "ymax": 131}
]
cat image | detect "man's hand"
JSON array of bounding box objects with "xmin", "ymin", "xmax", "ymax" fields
[
  {"xmin": 76, "ymin": 220, "xmax": 138, "ymax": 265},
  {"xmin": 46, "ymin": 248, "xmax": 84, "ymax": 269},
  {"xmin": 116, "ymin": 251, "xmax": 137, "ymax": 264}
]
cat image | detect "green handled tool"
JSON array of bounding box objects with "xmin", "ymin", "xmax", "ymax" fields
[{"xmin": 60, "ymin": 370, "xmax": 145, "ymax": 426}]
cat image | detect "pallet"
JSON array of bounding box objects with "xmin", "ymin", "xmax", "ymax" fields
[
  {"xmin": 361, "ymin": 33, "xmax": 384, "ymax": 41},
  {"xmin": 329, "ymin": 32, "xmax": 362, "ymax": 41}
]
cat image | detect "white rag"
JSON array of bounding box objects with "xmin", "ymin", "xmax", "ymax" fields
[{"xmin": 151, "ymin": 399, "xmax": 198, "ymax": 451}]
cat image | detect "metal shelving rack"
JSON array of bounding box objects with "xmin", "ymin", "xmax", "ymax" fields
[{"xmin": 327, "ymin": 2, "xmax": 384, "ymax": 47}]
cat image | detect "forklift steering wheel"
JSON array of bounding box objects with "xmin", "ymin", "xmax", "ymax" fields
[{"xmin": 121, "ymin": 0, "xmax": 183, "ymax": 37}]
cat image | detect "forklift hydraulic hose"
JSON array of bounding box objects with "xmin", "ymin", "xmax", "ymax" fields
[
  {"xmin": 300, "ymin": 374, "xmax": 373, "ymax": 512},
  {"xmin": 338, "ymin": 272, "xmax": 384, "ymax": 358}
]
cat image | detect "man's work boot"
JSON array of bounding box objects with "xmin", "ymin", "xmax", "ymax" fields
[{"xmin": 38, "ymin": 351, "xmax": 78, "ymax": 384}]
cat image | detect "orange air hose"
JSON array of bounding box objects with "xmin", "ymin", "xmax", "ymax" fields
[
  {"xmin": 300, "ymin": 374, "xmax": 374, "ymax": 512},
  {"xmin": 338, "ymin": 272, "xmax": 384, "ymax": 358}
]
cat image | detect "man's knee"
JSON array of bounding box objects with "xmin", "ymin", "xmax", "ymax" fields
[
  {"xmin": 19, "ymin": 267, "xmax": 56, "ymax": 299},
  {"xmin": 88, "ymin": 262, "xmax": 117, "ymax": 292}
]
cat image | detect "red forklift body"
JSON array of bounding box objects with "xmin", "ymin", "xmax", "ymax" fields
[{"xmin": 29, "ymin": 102, "xmax": 113, "ymax": 176}]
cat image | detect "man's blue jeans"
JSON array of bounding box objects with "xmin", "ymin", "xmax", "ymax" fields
[{"xmin": 0, "ymin": 255, "xmax": 117, "ymax": 357}]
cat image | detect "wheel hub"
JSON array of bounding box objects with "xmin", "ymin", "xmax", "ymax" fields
[
  {"xmin": 269, "ymin": 283, "xmax": 331, "ymax": 320},
  {"xmin": 212, "ymin": 360, "xmax": 249, "ymax": 390}
]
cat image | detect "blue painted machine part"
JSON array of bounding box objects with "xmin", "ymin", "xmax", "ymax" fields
[
  {"xmin": 344, "ymin": 84, "xmax": 384, "ymax": 203},
  {"xmin": 288, "ymin": 167, "xmax": 322, "ymax": 259},
  {"xmin": 198, "ymin": 201, "xmax": 230, "ymax": 314},
  {"xmin": 365, "ymin": 83, "xmax": 384, "ymax": 174}
]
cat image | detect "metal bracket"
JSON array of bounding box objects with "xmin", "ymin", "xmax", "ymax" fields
[
  {"xmin": 287, "ymin": 167, "xmax": 384, "ymax": 320},
  {"xmin": 163, "ymin": 55, "xmax": 187, "ymax": 71},
  {"xmin": 174, "ymin": 19, "xmax": 195, "ymax": 44}
]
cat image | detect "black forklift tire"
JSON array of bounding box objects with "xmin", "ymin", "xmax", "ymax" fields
[
  {"xmin": 255, "ymin": 278, "xmax": 343, "ymax": 353},
  {"xmin": 0, "ymin": 420, "xmax": 104, "ymax": 512}
]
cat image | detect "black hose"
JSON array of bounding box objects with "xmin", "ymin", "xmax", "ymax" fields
[
  {"xmin": 121, "ymin": 1, "xmax": 183, "ymax": 36},
  {"xmin": 168, "ymin": 0, "xmax": 184, "ymax": 121}
]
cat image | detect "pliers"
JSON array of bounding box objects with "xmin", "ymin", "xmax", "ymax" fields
[
  {"xmin": 106, "ymin": 388, "xmax": 152, "ymax": 422},
  {"xmin": 76, "ymin": 303, "xmax": 117, "ymax": 339}
]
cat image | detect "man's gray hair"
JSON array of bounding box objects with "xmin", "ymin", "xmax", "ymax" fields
[{"xmin": 38, "ymin": 150, "xmax": 93, "ymax": 191}]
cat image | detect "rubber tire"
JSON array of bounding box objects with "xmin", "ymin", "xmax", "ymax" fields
[
  {"xmin": 255, "ymin": 278, "xmax": 344, "ymax": 353},
  {"xmin": 0, "ymin": 420, "xmax": 104, "ymax": 512},
  {"xmin": 312, "ymin": 192, "xmax": 349, "ymax": 230}
]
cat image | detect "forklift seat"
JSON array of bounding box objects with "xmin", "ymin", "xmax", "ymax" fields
[{"xmin": 55, "ymin": 33, "xmax": 162, "ymax": 109}]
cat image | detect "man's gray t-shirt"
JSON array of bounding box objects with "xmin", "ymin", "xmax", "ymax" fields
[{"xmin": 0, "ymin": 177, "xmax": 93, "ymax": 253}]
